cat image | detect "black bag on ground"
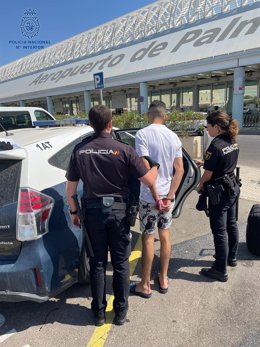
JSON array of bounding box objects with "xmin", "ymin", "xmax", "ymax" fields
[{"xmin": 246, "ymin": 204, "xmax": 260, "ymax": 256}]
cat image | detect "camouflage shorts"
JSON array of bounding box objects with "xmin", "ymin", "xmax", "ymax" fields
[{"xmin": 139, "ymin": 199, "xmax": 175, "ymax": 234}]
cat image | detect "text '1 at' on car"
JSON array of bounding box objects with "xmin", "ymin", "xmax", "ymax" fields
[{"xmin": 0, "ymin": 122, "xmax": 200, "ymax": 303}]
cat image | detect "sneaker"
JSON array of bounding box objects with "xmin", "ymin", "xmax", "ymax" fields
[
  {"xmin": 114, "ymin": 311, "xmax": 127, "ymax": 326},
  {"xmin": 228, "ymin": 258, "xmax": 237, "ymax": 267},
  {"xmin": 200, "ymin": 267, "xmax": 228, "ymax": 282}
]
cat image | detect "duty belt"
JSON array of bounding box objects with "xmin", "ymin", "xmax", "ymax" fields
[
  {"xmin": 212, "ymin": 173, "xmax": 235, "ymax": 185},
  {"xmin": 85, "ymin": 197, "xmax": 127, "ymax": 210},
  {"xmin": 86, "ymin": 202, "xmax": 127, "ymax": 210}
]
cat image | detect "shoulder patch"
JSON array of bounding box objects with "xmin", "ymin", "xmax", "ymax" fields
[{"xmin": 205, "ymin": 151, "xmax": 212, "ymax": 160}]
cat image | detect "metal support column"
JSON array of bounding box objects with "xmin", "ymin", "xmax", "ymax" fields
[
  {"xmin": 83, "ymin": 90, "xmax": 92, "ymax": 115},
  {"xmin": 226, "ymin": 84, "xmax": 233, "ymax": 115},
  {"xmin": 176, "ymin": 89, "xmax": 181, "ymax": 109},
  {"xmin": 69, "ymin": 100, "xmax": 73, "ymax": 116},
  {"xmin": 139, "ymin": 82, "xmax": 148, "ymax": 114},
  {"xmin": 192, "ymin": 85, "xmax": 199, "ymax": 112},
  {"xmin": 257, "ymin": 80, "xmax": 260, "ymax": 99},
  {"xmin": 46, "ymin": 96, "xmax": 54, "ymax": 115},
  {"xmin": 232, "ymin": 66, "xmax": 245, "ymax": 128}
]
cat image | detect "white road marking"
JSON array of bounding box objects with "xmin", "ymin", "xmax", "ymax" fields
[
  {"xmin": 0, "ymin": 314, "xmax": 5, "ymax": 328},
  {"xmin": 0, "ymin": 329, "xmax": 16, "ymax": 343}
]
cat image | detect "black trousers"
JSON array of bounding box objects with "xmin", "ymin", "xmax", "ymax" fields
[
  {"xmin": 208, "ymin": 184, "xmax": 240, "ymax": 272},
  {"xmin": 85, "ymin": 208, "xmax": 131, "ymax": 316}
]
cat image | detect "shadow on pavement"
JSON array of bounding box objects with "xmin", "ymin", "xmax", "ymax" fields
[{"xmin": 132, "ymin": 230, "xmax": 260, "ymax": 287}]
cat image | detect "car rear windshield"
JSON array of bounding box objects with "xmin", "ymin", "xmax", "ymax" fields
[
  {"xmin": 0, "ymin": 160, "xmax": 21, "ymax": 206},
  {"xmin": 0, "ymin": 111, "xmax": 32, "ymax": 130},
  {"xmin": 48, "ymin": 134, "xmax": 93, "ymax": 171}
]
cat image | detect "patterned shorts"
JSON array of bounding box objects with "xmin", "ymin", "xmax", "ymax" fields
[{"xmin": 139, "ymin": 199, "xmax": 175, "ymax": 234}]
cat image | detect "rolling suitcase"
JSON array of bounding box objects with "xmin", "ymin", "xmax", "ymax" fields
[{"xmin": 246, "ymin": 204, "xmax": 260, "ymax": 256}]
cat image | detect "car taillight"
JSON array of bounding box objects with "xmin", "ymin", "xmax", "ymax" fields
[{"xmin": 17, "ymin": 188, "xmax": 54, "ymax": 241}]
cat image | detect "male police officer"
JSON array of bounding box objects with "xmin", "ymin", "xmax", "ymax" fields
[{"xmin": 66, "ymin": 105, "xmax": 158, "ymax": 326}]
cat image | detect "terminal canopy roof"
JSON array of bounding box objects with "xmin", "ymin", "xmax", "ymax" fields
[{"xmin": 0, "ymin": 0, "xmax": 260, "ymax": 103}]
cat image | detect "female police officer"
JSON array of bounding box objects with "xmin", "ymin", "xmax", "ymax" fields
[
  {"xmin": 66, "ymin": 105, "xmax": 158, "ymax": 326},
  {"xmin": 196, "ymin": 110, "xmax": 240, "ymax": 282}
]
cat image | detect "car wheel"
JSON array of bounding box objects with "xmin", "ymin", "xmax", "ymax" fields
[{"xmin": 78, "ymin": 239, "xmax": 90, "ymax": 284}]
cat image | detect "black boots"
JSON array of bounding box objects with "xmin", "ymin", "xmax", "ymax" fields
[{"xmin": 200, "ymin": 267, "xmax": 228, "ymax": 282}]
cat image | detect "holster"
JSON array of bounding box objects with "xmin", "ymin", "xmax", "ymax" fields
[
  {"xmin": 73, "ymin": 195, "xmax": 94, "ymax": 258},
  {"xmin": 235, "ymin": 176, "xmax": 242, "ymax": 187},
  {"xmin": 127, "ymin": 204, "xmax": 139, "ymax": 226},
  {"xmin": 206, "ymin": 183, "xmax": 224, "ymax": 205},
  {"xmin": 222, "ymin": 174, "xmax": 241, "ymax": 197},
  {"xmin": 196, "ymin": 191, "xmax": 208, "ymax": 211}
]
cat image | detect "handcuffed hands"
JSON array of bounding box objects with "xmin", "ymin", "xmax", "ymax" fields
[{"xmin": 156, "ymin": 198, "xmax": 172, "ymax": 212}]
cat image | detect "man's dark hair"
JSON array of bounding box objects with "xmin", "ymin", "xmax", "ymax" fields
[
  {"xmin": 148, "ymin": 100, "xmax": 167, "ymax": 119},
  {"xmin": 88, "ymin": 105, "xmax": 112, "ymax": 132},
  {"xmin": 148, "ymin": 100, "xmax": 166, "ymax": 110}
]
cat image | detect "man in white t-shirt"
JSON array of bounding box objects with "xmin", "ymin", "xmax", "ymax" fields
[{"xmin": 130, "ymin": 100, "xmax": 184, "ymax": 298}]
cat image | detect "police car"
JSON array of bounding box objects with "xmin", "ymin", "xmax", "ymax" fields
[
  {"xmin": 0, "ymin": 107, "xmax": 56, "ymax": 131},
  {"xmin": 0, "ymin": 124, "xmax": 200, "ymax": 302}
]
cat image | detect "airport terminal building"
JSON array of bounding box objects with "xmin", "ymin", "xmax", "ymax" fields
[{"xmin": 1, "ymin": 0, "xmax": 260, "ymax": 127}]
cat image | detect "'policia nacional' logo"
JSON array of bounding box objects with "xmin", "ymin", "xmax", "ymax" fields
[
  {"xmin": 20, "ymin": 9, "xmax": 40, "ymax": 39},
  {"xmin": 79, "ymin": 149, "xmax": 121, "ymax": 156}
]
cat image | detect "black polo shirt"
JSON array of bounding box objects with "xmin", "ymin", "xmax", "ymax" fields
[
  {"xmin": 203, "ymin": 133, "xmax": 239, "ymax": 180},
  {"xmin": 66, "ymin": 132, "xmax": 148, "ymax": 200}
]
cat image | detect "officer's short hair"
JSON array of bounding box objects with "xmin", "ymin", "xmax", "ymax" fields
[
  {"xmin": 148, "ymin": 100, "xmax": 167, "ymax": 118},
  {"xmin": 89, "ymin": 105, "xmax": 112, "ymax": 132}
]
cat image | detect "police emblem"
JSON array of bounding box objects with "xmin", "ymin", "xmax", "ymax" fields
[
  {"xmin": 204, "ymin": 151, "xmax": 212, "ymax": 160},
  {"xmin": 20, "ymin": 9, "xmax": 40, "ymax": 39}
]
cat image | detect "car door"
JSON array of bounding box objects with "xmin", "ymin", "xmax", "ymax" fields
[
  {"xmin": 47, "ymin": 131, "xmax": 94, "ymax": 286},
  {"xmin": 113, "ymin": 128, "xmax": 201, "ymax": 218}
]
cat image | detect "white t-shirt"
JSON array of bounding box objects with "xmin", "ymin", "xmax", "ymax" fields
[{"xmin": 135, "ymin": 124, "xmax": 182, "ymax": 203}]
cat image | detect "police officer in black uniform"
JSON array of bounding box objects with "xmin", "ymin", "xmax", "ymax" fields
[
  {"xmin": 66, "ymin": 105, "xmax": 158, "ymax": 326},
  {"xmin": 196, "ymin": 110, "xmax": 240, "ymax": 282}
]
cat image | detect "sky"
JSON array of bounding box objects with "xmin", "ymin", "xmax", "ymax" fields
[{"xmin": 0, "ymin": 0, "xmax": 155, "ymax": 67}]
